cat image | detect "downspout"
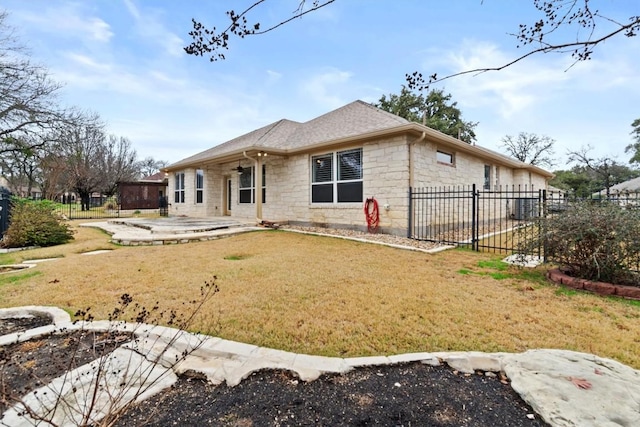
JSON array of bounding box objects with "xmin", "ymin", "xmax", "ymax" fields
[
  {"xmin": 409, "ymin": 129, "xmax": 427, "ymax": 188},
  {"xmin": 243, "ymin": 151, "xmax": 262, "ymax": 224},
  {"xmin": 408, "ymin": 128, "xmax": 426, "ymax": 238}
]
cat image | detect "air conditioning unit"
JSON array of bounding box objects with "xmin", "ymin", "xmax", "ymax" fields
[{"xmin": 513, "ymin": 198, "xmax": 539, "ymax": 220}]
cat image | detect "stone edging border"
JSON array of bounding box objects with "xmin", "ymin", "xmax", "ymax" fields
[
  {"xmin": 547, "ymin": 268, "xmax": 640, "ymax": 300},
  {"xmin": 3, "ymin": 306, "xmax": 640, "ymax": 427}
]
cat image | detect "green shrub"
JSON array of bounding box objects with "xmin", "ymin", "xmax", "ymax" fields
[
  {"xmin": 1, "ymin": 198, "xmax": 74, "ymax": 248},
  {"xmin": 523, "ymin": 201, "xmax": 640, "ymax": 286}
]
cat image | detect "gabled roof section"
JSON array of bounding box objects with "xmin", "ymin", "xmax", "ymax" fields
[
  {"xmin": 167, "ymin": 101, "xmax": 409, "ymax": 169},
  {"xmin": 280, "ymin": 100, "xmax": 409, "ymax": 149},
  {"xmin": 169, "ymin": 119, "xmax": 301, "ymax": 168},
  {"xmin": 140, "ymin": 172, "xmax": 167, "ymax": 182}
]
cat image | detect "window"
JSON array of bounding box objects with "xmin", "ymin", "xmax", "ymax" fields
[
  {"xmin": 437, "ymin": 150, "xmax": 454, "ymax": 165},
  {"xmin": 238, "ymin": 165, "xmax": 266, "ymax": 204},
  {"xmin": 195, "ymin": 169, "xmax": 204, "ymax": 204},
  {"xmin": 311, "ymin": 148, "xmax": 363, "ymax": 203},
  {"xmin": 483, "ymin": 165, "xmax": 491, "ymax": 190},
  {"xmin": 174, "ymin": 172, "xmax": 185, "ymax": 203},
  {"xmin": 175, "ymin": 172, "xmax": 185, "ymax": 203}
]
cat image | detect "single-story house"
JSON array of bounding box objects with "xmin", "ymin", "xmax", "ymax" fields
[{"xmin": 164, "ymin": 100, "xmax": 553, "ymax": 236}]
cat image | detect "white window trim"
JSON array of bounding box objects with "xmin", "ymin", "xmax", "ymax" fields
[
  {"xmin": 437, "ymin": 150, "xmax": 455, "ymax": 166},
  {"xmin": 311, "ymin": 148, "xmax": 363, "ymax": 204},
  {"xmin": 238, "ymin": 165, "xmax": 266, "ymax": 204},
  {"xmin": 195, "ymin": 169, "xmax": 204, "ymax": 204},
  {"xmin": 174, "ymin": 172, "xmax": 185, "ymax": 204}
]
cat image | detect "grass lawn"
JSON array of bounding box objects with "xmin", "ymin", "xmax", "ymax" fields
[{"xmin": 1, "ymin": 221, "xmax": 639, "ymax": 369}]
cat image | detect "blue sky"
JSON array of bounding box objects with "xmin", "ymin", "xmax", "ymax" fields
[{"xmin": 2, "ymin": 1, "xmax": 639, "ymax": 170}]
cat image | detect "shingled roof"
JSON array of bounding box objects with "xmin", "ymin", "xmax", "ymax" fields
[
  {"xmin": 167, "ymin": 101, "xmax": 409, "ymax": 169},
  {"xmin": 166, "ymin": 99, "xmax": 553, "ymax": 178}
]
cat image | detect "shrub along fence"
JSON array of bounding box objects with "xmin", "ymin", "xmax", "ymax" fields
[{"xmin": 408, "ymin": 185, "xmax": 640, "ymax": 256}]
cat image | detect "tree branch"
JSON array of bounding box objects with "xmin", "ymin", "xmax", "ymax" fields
[{"xmin": 406, "ymin": 14, "xmax": 640, "ymax": 90}]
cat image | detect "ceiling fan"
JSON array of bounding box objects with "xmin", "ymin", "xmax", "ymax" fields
[{"xmin": 232, "ymin": 161, "xmax": 244, "ymax": 175}]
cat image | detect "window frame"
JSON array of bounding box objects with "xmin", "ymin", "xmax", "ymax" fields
[
  {"xmin": 483, "ymin": 165, "xmax": 491, "ymax": 190},
  {"xmin": 437, "ymin": 150, "xmax": 455, "ymax": 166},
  {"xmin": 311, "ymin": 148, "xmax": 363, "ymax": 204},
  {"xmin": 195, "ymin": 169, "xmax": 204, "ymax": 204},
  {"xmin": 238, "ymin": 165, "xmax": 266, "ymax": 204},
  {"xmin": 174, "ymin": 172, "xmax": 185, "ymax": 203}
]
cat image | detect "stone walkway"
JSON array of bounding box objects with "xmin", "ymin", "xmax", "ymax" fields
[
  {"xmin": 1, "ymin": 306, "xmax": 639, "ymax": 427},
  {"xmin": 81, "ymin": 217, "xmax": 262, "ymax": 246}
]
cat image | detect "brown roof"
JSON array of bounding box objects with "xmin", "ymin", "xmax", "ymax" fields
[
  {"xmin": 140, "ymin": 172, "xmax": 168, "ymax": 182},
  {"xmin": 167, "ymin": 101, "xmax": 409, "ymax": 169},
  {"xmin": 165, "ymin": 100, "xmax": 553, "ymax": 178}
]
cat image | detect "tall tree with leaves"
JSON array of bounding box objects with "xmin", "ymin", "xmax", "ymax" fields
[
  {"xmin": 375, "ymin": 86, "xmax": 477, "ymax": 144},
  {"xmin": 501, "ymin": 132, "xmax": 556, "ymax": 168}
]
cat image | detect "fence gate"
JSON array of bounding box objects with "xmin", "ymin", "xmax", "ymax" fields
[{"xmin": 409, "ymin": 184, "xmax": 546, "ymax": 254}]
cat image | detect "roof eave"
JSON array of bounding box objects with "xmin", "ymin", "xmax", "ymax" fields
[{"xmin": 165, "ymin": 122, "xmax": 553, "ymax": 179}]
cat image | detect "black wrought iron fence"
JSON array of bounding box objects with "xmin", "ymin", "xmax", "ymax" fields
[
  {"xmin": 408, "ymin": 184, "xmax": 546, "ymax": 254},
  {"xmin": 409, "ymin": 185, "xmax": 640, "ymax": 254}
]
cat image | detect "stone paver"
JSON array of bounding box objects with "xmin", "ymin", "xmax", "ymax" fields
[{"xmin": 2, "ymin": 306, "xmax": 640, "ymax": 427}]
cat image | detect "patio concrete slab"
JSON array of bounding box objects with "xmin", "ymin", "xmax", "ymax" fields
[{"xmin": 81, "ymin": 217, "xmax": 263, "ymax": 245}]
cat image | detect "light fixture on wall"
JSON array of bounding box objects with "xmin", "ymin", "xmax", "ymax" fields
[{"xmin": 257, "ymin": 151, "xmax": 267, "ymax": 157}]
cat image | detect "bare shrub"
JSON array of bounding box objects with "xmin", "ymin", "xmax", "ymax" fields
[
  {"xmin": 1, "ymin": 276, "xmax": 220, "ymax": 426},
  {"xmin": 521, "ymin": 201, "xmax": 640, "ymax": 286}
]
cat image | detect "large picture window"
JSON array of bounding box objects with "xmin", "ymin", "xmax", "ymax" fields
[
  {"xmin": 238, "ymin": 165, "xmax": 266, "ymax": 204},
  {"xmin": 195, "ymin": 169, "xmax": 204, "ymax": 203},
  {"xmin": 174, "ymin": 172, "xmax": 185, "ymax": 203},
  {"xmin": 311, "ymin": 148, "xmax": 363, "ymax": 203}
]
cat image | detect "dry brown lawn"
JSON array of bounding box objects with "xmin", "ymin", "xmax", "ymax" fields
[{"xmin": 1, "ymin": 221, "xmax": 639, "ymax": 369}]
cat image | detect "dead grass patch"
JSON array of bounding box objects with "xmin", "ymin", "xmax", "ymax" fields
[{"xmin": 1, "ymin": 225, "xmax": 639, "ymax": 369}]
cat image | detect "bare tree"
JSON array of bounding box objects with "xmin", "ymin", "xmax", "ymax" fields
[
  {"xmin": 501, "ymin": 132, "xmax": 556, "ymax": 168},
  {"xmin": 137, "ymin": 157, "xmax": 169, "ymax": 178},
  {"xmin": 184, "ymin": 1, "xmax": 639, "ymax": 90},
  {"xmin": 97, "ymin": 135, "xmax": 139, "ymax": 197},
  {"xmin": 0, "ymin": 11, "xmax": 75, "ymax": 154},
  {"xmin": 54, "ymin": 118, "xmax": 107, "ymax": 210},
  {"xmin": 568, "ymin": 146, "xmax": 635, "ymax": 196}
]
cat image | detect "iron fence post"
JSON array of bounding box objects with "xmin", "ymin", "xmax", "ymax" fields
[
  {"xmin": 407, "ymin": 187, "xmax": 413, "ymax": 239},
  {"xmin": 542, "ymin": 188, "xmax": 547, "ymax": 263},
  {"xmin": 471, "ymin": 184, "xmax": 478, "ymax": 251}
]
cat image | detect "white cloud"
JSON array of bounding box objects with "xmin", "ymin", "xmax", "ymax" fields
[
  {"xmin": 299, "ymin": 68, "xmax": 353, "ymax": 109},
  {"xmin": 430, "ymin": 40, "xmax": 571, "ymax": 119},
  {"xmin": 15, "ymin": 5, "xmax": 113, "ymax": 42},
  {"xmin": 122, "ymin": 0, "xmax": 184, "ymax": 58}
]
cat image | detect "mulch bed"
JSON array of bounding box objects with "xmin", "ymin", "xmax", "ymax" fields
[
  {"xmin": 115, "ymin": 364, "xmax": 547, "ymax": 427},
  {"xmin": 0, "ymin": 327, "xmax": 129, "ymax": 415},
  {"xmin": 0, "ymin": 314, "xmax": 52, "ymax": 336},
  {"xmin": 1, "ymin": 316, "xmax": 548, "ymax": 426}
]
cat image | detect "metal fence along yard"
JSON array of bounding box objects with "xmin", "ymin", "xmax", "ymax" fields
[{"xmin": 408, "ymin": 184, "xmax": 546, "ymax": 254}]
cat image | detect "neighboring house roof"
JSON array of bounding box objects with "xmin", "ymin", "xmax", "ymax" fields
[
  {"xmin": 606, "ymin": 177, "xmax": 640, "ymax": 192},
  {"xmin": 166, "ymin": 100, "xmax": 553, "ymax": 178},
  {"xmin": 140, "ymin": 172, "xmax": 168, "ymax": 183}
]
